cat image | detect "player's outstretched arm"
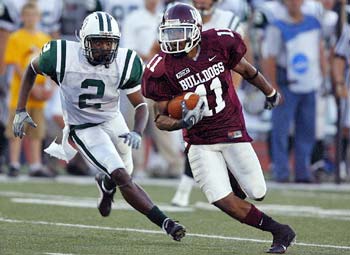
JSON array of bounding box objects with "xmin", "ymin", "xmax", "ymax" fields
[{"xmin": 233, "ymin": 57, "xmax": 281, "ymax": 109}]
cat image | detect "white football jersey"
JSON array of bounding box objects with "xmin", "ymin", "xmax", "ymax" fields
[
  {"xmin": 99, "ymin": 0, "xmax": 144, "ymax": 30},
  {"xmin": 37, "ymin": 0, "xmax": 63, "ymax": 34},
  {"xmin": 0, "ymin": 0, "xmax": 62, "ymax": 33},
  {"xmin": 38, "ymin": 40, "xmax": 143, "ymax": 126},
  {"xmin": 218, "ymin": 0, "xmax": 250, "ymax": 22},
  {"xmin": 0, "ymin": 0, "xmax": 26, "ymax": 31},
  {"xmin": 202, "ymin": 8, "xmax": 243, "ymax": 36},
  {"xmin": 335, "ymin": 24, "xmax": 350, "ymax": 87},
  {"xmin": 255, "ymin": 0, "xmax": 324, "ymax": 24}
]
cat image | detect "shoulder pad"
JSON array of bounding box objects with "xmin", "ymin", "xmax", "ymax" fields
[{"xmin": 144, "ymin": 53, "xmax": 166, "ymax": 79}]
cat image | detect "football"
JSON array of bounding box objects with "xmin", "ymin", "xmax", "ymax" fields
[{"xmin": 167, "ymin": 92, "xmax": 200, "ymax": 119}]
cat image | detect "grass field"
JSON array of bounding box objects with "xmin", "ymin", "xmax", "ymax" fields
[{"xmin": 0, "ymin": 175, "xmax": 350, "ymax": 255}]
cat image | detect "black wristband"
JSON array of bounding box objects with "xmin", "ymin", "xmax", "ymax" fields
[
  {"xmin": 133, "ymin": 130, "xmax": 142, "ymax": 137},
  {"xmin": 246, "ymin": 68, "xmax": 259, "ymax": 81}
]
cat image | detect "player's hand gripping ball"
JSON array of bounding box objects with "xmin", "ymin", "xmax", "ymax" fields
[{"xmin": 167, "ymin": 92, "xmax": 200, "ymax": 119}]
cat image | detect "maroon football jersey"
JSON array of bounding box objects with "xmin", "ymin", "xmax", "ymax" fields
[{"xmin": 142, "ymin": 29, "xmax": 252, "ymax": 145}]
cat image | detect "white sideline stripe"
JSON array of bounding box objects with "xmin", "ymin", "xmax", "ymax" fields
[
  {"xmin": 1, "ymin": 191, "xmax": 350, "ymax": 220},
  {"xmin": 0, "ymin": 217, "xmax": 349, "ymax": 251},
  {"xmin": 1, "ymin": 175, "xmax": 350, "ymax": 191},
  {"xmin": 11, "ymin": 198, "xmax": 193, "ymax": 212}
]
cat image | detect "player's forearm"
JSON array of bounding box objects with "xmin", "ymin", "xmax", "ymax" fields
[
  {"xmin": 133, "ymin": 104, "xmax": 149, "ymax": 135},
  {"xmin": 155, "ymin": 114, "xmax": 183, "ymax": 131},
  {"xmin": 16, "ymin": 64, "xmax": 37, "ymax": 110},
  {"xmin": 246, "ymin": 71, "xmax": 275, "ymax": 96}
]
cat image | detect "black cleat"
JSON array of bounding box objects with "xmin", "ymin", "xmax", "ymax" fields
[
  {"xmin": 162, "ymin": 218, "xmax": 186, "ymax": 241},
  {"xmin": 7, "ymin": 166, "xmax": 20, "ymax": 177},
  {"xmin": 267, "ymin": 225, "xmax": 296, "ymax": 254},
  {"xmin": 95, "ymin": 173, "xmax": 116, "ymax": 217}
]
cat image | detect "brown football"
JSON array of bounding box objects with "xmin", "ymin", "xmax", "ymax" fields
[{"xmin": 167, "ymin": 92, "xmax": 200, "ymax": 119}]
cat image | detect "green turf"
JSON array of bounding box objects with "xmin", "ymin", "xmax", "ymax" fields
[{"xmin": 0, "ymin": 180, "xmax": 349, "ymax": 255}]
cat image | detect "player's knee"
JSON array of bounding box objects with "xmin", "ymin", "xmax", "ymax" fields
[
  {"xmin": 111, "ymin": 168, "xmax": 132, "ymax": 187},
  {"xmin": 247, "ymin": 185, "xmax": 266, "ymax": 201}
]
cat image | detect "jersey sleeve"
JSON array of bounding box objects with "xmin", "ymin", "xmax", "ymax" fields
[
  {"xmin": 334, "ymin": 25, "xmax": 350, "ymax": 59},
  {"xmin": 218, "ymin": 30, "xmax": 247, "ymax": 69},
  {"xmin": 118, "ymin": 49, "xmax": 143, "ymax": 94},
  {"xmin": 38, "ymin": 40, "xmax": 67, "ymax": 85},
  {"xmin": 141, "ymin": 59, "xmax": 174, "ymax": 102}
]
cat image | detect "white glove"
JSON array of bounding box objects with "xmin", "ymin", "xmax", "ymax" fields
[
  {"xmin": 12, "ymin": 109, "xmax": 37, "ymax": 138},
  {"xmin": 264, "ymin": 90, "xmax": 281, "ymax": 110},
  {"xmin": 119, "ymin": 131, "xmax": 142, "ymax": 149},
  {"xmin": 181, "ymin": 97, "xmax": 205, "ymax": 129}
]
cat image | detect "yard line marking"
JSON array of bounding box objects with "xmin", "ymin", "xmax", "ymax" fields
[
  {"xmin": 0, "ymin": 217, "xmax": 349, "ymax": 251},
  {"xmin": 194, "ymin": 202, "xmax": 350, "ymax": 221},
  {"xmin": 45, "ymin": 253, "xmax": 75, "ymax": 255}
]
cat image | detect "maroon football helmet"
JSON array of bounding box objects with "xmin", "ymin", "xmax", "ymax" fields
[{"xmin": 159, "ymin": 3, "xmax": 202, "ymax": 54}]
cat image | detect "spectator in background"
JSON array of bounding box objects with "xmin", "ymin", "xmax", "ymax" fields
[
  {"xmin": 263, "ymin": 0, "xmax": 326, "ymax": 183},
  {"xmin": 121, "ymin": 0, "xmax": 185, "ymax": 179},
  {"xmin": 0, "ymin": 0, "xmax": 24, "ymax": 174},
  {"xmin": 332, "ymin": 21, "xmax": 350, "ymax": 179},
  {"xmin": 4, "ymin": 2, "xmax": 54, "ymax": 177},
  {"xmin": 311, "ymin": 0, "xmax": 338, "ymax": 181},
  {"xmin": 85, "ymin": 0, "xmax": 144, "ymax": 35}
]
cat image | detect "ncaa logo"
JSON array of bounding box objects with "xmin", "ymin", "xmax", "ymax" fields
[{"xmin": 291, "ymin": 53, "xmax": 308, "ymax": 74}]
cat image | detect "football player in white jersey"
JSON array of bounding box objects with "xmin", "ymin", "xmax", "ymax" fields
[
  {"xmin": 333, "ymin": 22, "xmax": 350, "ymax": 178},
  {"xmin": 12, "ymin": 11, "xmax": 186, "ymax": 241}
]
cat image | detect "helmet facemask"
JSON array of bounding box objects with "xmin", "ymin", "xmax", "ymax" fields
[
  {"xmin": 83, "ymin": 35, "xmax": 120, "ymax": 67},
  {"xmin": 159, "ymin": 22, "xmax": 201, "ymax": 54}
]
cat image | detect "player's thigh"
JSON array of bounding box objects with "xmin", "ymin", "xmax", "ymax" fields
[
  {"xmin": 188, "ymin": 145, "xmax": 231, "ymax": 203},
  {"xmin": 101, "ymin": 115, "xmax": 133, "ymax": 174},
  {"xmin": 343, "ymin": 96, "xmax": 350, "ymax": 129},
  {"xmin": 70, "ymin": 125, "xmax": 126, "ymax": 176},
  {"xmin": 222, "ymin": 142, "xmax": 266, "ymax": 200}
]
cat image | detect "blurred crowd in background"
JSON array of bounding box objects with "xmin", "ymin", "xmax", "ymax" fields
[{"xmin": 0, "ymin": 0, "xmax": 349, "ymax": 185}]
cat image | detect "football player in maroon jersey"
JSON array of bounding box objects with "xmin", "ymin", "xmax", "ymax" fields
[{"xmin": 142, "ymin": 3, "xmax": 295, "ymax": 254}]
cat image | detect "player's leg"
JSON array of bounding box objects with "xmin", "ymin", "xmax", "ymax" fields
[
  {"xmin": 294, "ymin": 92, "xmax": 316, "ymax": 182},
  {"xmin": 270, "ymin": 85, "xmax": 297, "ymax": 182},
  {"xmin": 222, "ymin": 142, "xmax": 266, "ymax": 201},
  {"xmin": 25, "ymin": 108, "xmax": 55, "ymax": 177},
  {"xmin": 5, "ymin": 109, "xmax": 21, "ymax": 176},
  {"xmin": 188, "ymin": 144, "xmax": 295, "ymax": 253},
  {"xmin": 311, "ymin": 93, "xmax": 326, "ymax": 182},
  {"xmin": 171, "ymin": 155, "xmax": 195, "ymax": 207},
  {"xmin": 70, "ymin": 124, "xmax": 186, "ymax": 241}
]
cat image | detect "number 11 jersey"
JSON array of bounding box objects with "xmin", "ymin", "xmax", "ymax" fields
[{"xmin": 142, "ymin": 29, "xmax": 252, "ymax": 145}]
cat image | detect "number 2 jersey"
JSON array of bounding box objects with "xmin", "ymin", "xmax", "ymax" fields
[
  {"xmin": 38, "ymin": 40, "xmax": 143, "ymax": 125},
  {"xmin": 142, "ymin": 29, "xmax": 253, "ymax": 145}
]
